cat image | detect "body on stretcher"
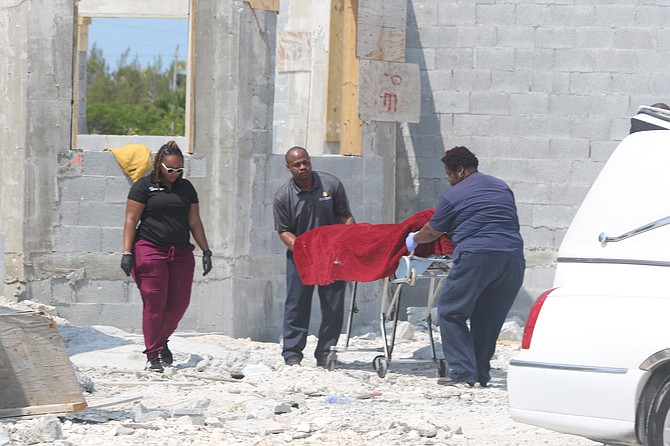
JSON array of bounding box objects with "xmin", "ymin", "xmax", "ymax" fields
[{"xmin": 325, "ymin": 253, "xmax": 451, "ymax": 378}]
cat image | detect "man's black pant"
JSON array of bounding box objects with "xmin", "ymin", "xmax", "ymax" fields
[{"xmin": 282, "ymin": 250, "xmax": 346, "ymax": 361}]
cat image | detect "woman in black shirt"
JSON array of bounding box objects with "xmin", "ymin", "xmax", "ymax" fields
[{"xmin": 121, "ymin": 141, "xmax": 212, "ymax": 373}]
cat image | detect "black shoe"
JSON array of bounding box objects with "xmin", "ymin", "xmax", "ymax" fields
[
  {"xmin": 146, "ymin": 357, "xmax": 164, "ymax": 373},
  {"xmin": 160, "ymin": 341, "xmax": 173, "ymax": 366},
  {"xmin": 437, "ymin": 376, "xmax": 474, "ymax": 388},
  {"xmin": 317, "ymin": 354, "xmax": 340, "ymax": 368},
  {"xmin": 285, "ymin": 356, "xmax": 301, "ymax": 366}
]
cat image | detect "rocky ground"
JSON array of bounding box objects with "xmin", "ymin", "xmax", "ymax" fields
[{"xmin": 0, "ymin": 298, "xmax": 603, "ymax": 446}]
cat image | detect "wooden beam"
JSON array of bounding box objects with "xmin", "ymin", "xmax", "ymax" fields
[
  {"xmin": 245, "ymin": 0, "xmax": 280, "ymax": 11},
  {"xmin": 185, "ymin": 0, "xmax": 196, "ymax": 153},
  {"xmin": 325, "ymin": 0, "xmax": 344, "ymax": 142},
  {"xmin": 340, "ymin": 0, "xmax": 362, "ymax": 155},
  {"xmin": 78, "ymin": 0, "xmax": 189, "ymax": 18}
]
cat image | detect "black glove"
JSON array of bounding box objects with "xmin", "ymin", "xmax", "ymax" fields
[
  {"xmin": 203, "ymin": 250, "xmax": 212, "ymax": 276},
  {"xmin": 120, "ymin": 253, "xmax": 133, "ymax": 276}
]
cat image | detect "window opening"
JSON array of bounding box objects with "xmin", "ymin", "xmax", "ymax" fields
[{"xmin": 73, "ymin": 0, "xmax": 194, "ymax": 152}]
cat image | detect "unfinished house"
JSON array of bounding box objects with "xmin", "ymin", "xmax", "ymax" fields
[{"xmin": 3, "ymin": 0, "xmax": 670, "ymax": 340}]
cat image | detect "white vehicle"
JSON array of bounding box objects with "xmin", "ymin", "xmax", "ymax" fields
[{"xmin": 508, "ymin": 129, "xmax": 670, "ymax": 446}]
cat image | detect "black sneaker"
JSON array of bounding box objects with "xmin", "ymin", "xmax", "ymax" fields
[
  {"xmin": 160, "ymin": 341, "xmax": 173, "ymax": 366},
  {"xmin": 146, "ymin": 357, "xmax": 164, "ymax": 373},
  {"xmin": 284, "ymin": 356, "xmax": 301, "ymax": 366}
]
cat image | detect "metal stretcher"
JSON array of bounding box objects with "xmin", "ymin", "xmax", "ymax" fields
[{"xmin": 326, "ymin": 253, "xmax": 451, "ymax": 378}]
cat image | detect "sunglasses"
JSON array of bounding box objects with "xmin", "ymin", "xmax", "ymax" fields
[{"xmin": 161, "ymin": 162, "xmax": 184, "ymax": 174}]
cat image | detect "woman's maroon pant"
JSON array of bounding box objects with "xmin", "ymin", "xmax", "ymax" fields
[{"xmin": 131, "ymin": 240, "xmax": 195, "ymax": 359}]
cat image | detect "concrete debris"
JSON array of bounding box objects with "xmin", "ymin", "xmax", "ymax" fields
[{"xmin": 14, "ymin": 415, "xmax": 63, "ymax": 445}]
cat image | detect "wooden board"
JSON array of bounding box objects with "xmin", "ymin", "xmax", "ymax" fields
[
  {"xmin": 246, "ymin": 0, "xmax": 280, "ymax": 11},
  {"xmin": 357, "ymin": 0, "xmax": 406, "ymax": 62},
  {"xmin": 78, "ymin": 0, "xmax": 189, "ymax": 18},
  {"xmin": 341, "ymin": 0, "xmax": 362, "ymax": 155},
  {"xmin": 325, "ymin": 0, "xmax": 344, "ymax": 142},
  {"xmin": 358, "ymin": 60, "xmax": 420, "ymax": 123},
  {"xmin": 0, "ymin": 311, "xmax": 87, "ymax": 418}
]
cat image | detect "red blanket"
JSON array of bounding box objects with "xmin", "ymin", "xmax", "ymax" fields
[{"xmin": 293, "ymin": 209, "xmax": 454, "ymax": 285}]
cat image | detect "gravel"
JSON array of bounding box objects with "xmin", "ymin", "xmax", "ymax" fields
[{"xmin": 0, "ymin": 299, "xmax": 603, "ymax": 446}]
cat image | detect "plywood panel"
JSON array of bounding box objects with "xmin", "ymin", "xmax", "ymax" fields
[
  {"xmin": 358, "ymin": 60, "xmax": 420, "ymax": 123},
  {"xmin": 357, "ymin": 0, "xmax": 406, "ymax": 62},
  {"xmin": 277, "ymin": 31, "xmax": 312, "ymax": 73},
  {"xmin": 0, "ymin": 312, "xmax": 86, "ymax": 418}
]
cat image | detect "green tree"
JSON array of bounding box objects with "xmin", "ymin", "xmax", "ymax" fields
[{"xmin": 85, "ymin": 45, "xmax": 186, "ymax": 136}]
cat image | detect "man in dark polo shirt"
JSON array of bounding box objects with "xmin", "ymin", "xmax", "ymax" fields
[{"xmin": 273, "ymin": 146, "xmax": 356, "ymax": 367}]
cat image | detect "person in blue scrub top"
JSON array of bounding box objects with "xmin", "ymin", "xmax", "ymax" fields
[{"xmin": 405, "ymin": 146, "xmax": 525, "ymax": 388}]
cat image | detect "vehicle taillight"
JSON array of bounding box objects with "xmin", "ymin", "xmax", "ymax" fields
[{"xmin": 521, "ymin": 288, "xmax": 556, "ymax": 349}]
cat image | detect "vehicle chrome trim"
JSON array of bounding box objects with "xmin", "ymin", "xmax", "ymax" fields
[
  {"xmin": 557, "ymin": 257, "xmax": 670, "ymax": 267},
  {"xmin": 640, "ymin": 349, "xmax": 670, "ymax": 371},
  {"xmin": 598, "ymin": 215, "xmax": 670, "ymax": 243},
  {"xmin": 510, "ymin": 359, "xmax": 628, "ymax": 374}
]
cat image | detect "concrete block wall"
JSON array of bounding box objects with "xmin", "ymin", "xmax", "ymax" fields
[{"xmin": 400, "ymin": 0, "xmax": 670, "ymax": 305}]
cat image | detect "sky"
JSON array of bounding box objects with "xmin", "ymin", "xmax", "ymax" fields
[{"xmin": 87, "ymin": 18, "xmax": 188, "ymax": 72}]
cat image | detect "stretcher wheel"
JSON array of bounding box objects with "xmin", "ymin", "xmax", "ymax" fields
[
  {"xmin": 373, "ymin": 355, "xmax": 388, "ymax": 378},
  {"xmin": 438, "ymin": 359, "xmax": 447, "ymax": 377},
  {"xmin": 326, "ymin": 352, "xmax": 337, "ymax": 371}
]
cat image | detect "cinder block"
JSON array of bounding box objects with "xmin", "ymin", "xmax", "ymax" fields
[
  {"xmin": 470, "ymin": 91, "xmax": 510, "ymax": 115},
  {"xmin": 590, "ymin": 140, "xmax": 619, "ymax": 162},
  {"xmin": 453, "ymin": 69, "xmax": 491, "ymax": 92},
  {"xmin": 56, "ymin": 303, "xmax": 102, "ymax": 326},
  {"xmin": 517, "ymin": 51, "xmax": 556, "ymax": 73},
  {"xmin": 434, "ymin": 91, "xmax": 470, "ymax": 114},
  {"xmin": 406, "ymin": 48, "xmax": 435, "ymax": 70},
  {"xmin": 68, "ymin": 226, "xmax": 102, "ymax": 252},
  {"xmin": 83, "ymin": 151, "xmax": 125, "ymax": 177},
  {"xmin": 437, "ymin": 3, "xmax": 475, "ymax": 26},
  {"xmin": 476, "ymin": 4, "xmax": 515, "ymax": 25},
  {"xmin": 594, "ymin": 5, "xmax": 637, "ymax": 27},
  {"xmin": 511, "ymin": 182, "xmax": 551, "ymax": 204},
  {"xmin": 535, "ymin": 26, "xmax": 576, "ymax": 49},
  {"xmin": 411, "ymin": 3, "xmax": 438, "ymax": 27},
  {"xmin": 570, "ymin": 72, "xmax": 612, "ymax": 95},
  {"xmin": 516, "ymin": 4, "xmax": 552, "ymax": 26},
  {"xmin": 611, "ymin": 73, "xmax": 650, "ymax": 95},
  {"xmin": 636, "ymin": 6, "xmax": 670, "ymax": 27},
  {"xmin": 76, "ymin": 280, "xmax": 125, "ymax": 304},
  {"xmin": 435, "ymin": 48, "xmax": 474, "ymax": 71},
  {"xmin": 98, "ymin": 303, "xmax": 142, "ymax": 331},
  {"xmin": 520, "ymin": 226, "xmax": 555, "ymax": 250},
  {"xmin": 59, "ymin": 201, "xmax": 79, "ymax": 226},
  {"xmin": 101, "ymin": 228, "xmax": 123, "ymax": 254},
  {"xmin": 79, "ymin": 202, "xmax": 124, "ymax": 227},
  {"xmin": 570, "ymin": 117, "xmax": 612, "ymax": 140},
  {"xmin": 454, "ymin": 25, "xmax": 495, "ymax": 48},
  {"xmin": 105, "ymin": 177, "xmax": 133, "ymax": 203},
  {"xmin": 525, "ymin": 158, "xmax": 573, "ymax": 183},
  {"xmin": 576, "ymin": 27, "xmax": 615, "ymax": 49},
  {"xmin": 416, "ymin": 27, "xmax": 458, "ymax": 49},
  {"xmin": 531, "ymin": 204, "xmax": 575, "ymax": 230},
  {"xmin": 51, "ymin": 279, "xmax": 75, "ymax": 305},
  {"xmin": 549, "ymin": 138, "xmax": 590, "ymax": 160},
  {"xmin": 550, "ymin": 182, "xmax": 590, "ymax": 206},
  {"xmin": 571, "ymin": 160, "xmax": 606, "ymax": 184},
  {"xmin": 59, "ymin": 177, "xmax": 106, "ymax": 201}
]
